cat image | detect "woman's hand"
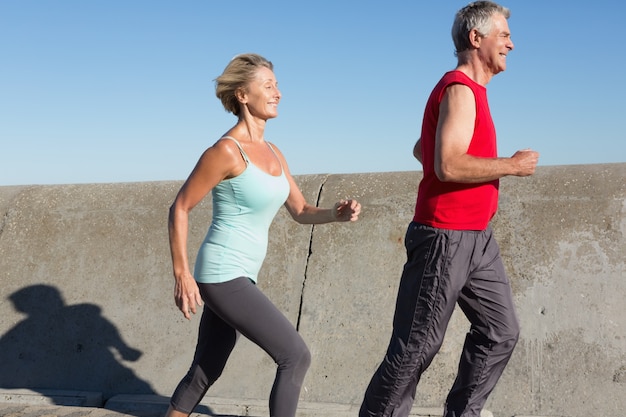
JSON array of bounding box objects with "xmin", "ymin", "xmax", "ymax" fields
[
  {"xmin": 174, "ymin": 273, "xmax": 203, "ymax": 320},
  {"xmin": 333, "ymin": 199, "xmax": 361, "ymax": 222}
]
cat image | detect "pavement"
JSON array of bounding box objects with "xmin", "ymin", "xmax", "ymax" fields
[{"xmin": 0, "ymin": 389, "xmax": 511, "ymax": 417}]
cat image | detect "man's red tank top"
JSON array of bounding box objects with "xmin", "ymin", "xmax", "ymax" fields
[{"xmin": 413, "ymin": 71, "xmax": 499, "ymax": 231}]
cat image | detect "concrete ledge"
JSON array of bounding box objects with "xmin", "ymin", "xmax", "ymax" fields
[
  {"xmin": 0, "ymin": 403, "xmax": 137, "ymax": 417},
  {"xmin": 0, "ymin": 391, "xmax": 494, "ymax": 417},
  {"xmin": 105, "ymin": 394, "xmax": 494, "ymax": 417},
  {"xmin": 0, "ymin": 388, "xmax": 103, "ymax": 407}
]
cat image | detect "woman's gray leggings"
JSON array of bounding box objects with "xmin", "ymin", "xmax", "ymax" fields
[{"xmin": 170, "ymin": 277, "xmax": 311, "ymax": 416}]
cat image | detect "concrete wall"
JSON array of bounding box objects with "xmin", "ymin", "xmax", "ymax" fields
[{"xmin": 0, "ymin": 164, "xmax": 624, "ymax": 417}]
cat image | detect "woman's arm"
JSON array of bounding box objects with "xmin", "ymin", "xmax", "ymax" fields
[
  {"xmin": 168, "ymin": 139, "xmax": 243, "ymax": 319},
  {"xmin": 271, "ymin": 144, "xmax": 361, "ymax": 224}
]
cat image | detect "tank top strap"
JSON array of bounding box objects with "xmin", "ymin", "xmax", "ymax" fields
[
  {"xmin": 265, "ymin": 142, "xmax": 284, "ymax": 172},
  {"xmin": 221, "ymin": 136, "xmax": 249, "ymax": 165}
]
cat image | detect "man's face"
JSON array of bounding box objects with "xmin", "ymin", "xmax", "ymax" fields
[{"xmin": 478, "ymin": 13, "xmax": 514, "ymax": 76}]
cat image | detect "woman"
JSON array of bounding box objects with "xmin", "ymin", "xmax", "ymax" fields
[{"xmin": 166, "ymin": 53, "xmax": 361, "ymax": 417}]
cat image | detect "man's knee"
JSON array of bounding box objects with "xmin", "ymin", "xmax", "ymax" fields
[{"xmin": 503, "ymin": 315, "xmax": 520, "ymax": 345}]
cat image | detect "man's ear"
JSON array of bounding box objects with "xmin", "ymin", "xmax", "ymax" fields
[{"xmin": 469, "ymin": 28, "xmax": 482, "ymax": 48}]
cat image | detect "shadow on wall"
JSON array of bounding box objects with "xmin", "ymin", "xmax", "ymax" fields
[{"xmin": 0, "ymin": 284, "xmax": 155, "ymax": 401}]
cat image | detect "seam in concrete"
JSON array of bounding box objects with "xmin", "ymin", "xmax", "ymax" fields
[
  {"xmin": 296, "ymin": 176, "xmax": 328, "ymax": 331},
  {"xmin": 0, "ymin": 210, "xmax": 8, "ymax": 239},
  {"xmin": 0, "ymin": 186, "xmax": 28, "ymax": 239},
  {"xmin": 0, "ymin": 206, "xmax": 17, "ymax": 240}
]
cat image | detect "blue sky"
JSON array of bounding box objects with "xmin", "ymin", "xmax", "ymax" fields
[{"xmin": 1, "ymin": 0, "xmax": 624, "ymax": 186}]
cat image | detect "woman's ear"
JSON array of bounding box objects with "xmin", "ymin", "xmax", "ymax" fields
[{"xmin": 235, "ymin": 87, "xmax": 247, "ymax": 104}]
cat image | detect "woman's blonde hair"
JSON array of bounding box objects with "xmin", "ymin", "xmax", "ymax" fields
[{"xmin": 214, "ymin": 53, "xmax": 274, "ymax": 116}]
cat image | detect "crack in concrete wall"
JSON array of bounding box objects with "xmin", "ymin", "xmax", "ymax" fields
[{"xmin": 295, "ymin": 175, "xmax": 328, "ymax": 331}]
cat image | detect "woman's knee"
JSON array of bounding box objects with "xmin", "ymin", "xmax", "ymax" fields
[
  {"xmin": 279, "ymin": 338, "xmax": 311, "ymax": 378},
  {"xmin": 299, "ymin": 343, "xmax": 312, "ymax": 370},
  {"xmin": 292, "ymin": 343, "xmax": 311, "ymax": 384},
  {"xmin": 290, "ymin": 338, "xmax": 311, "ymax": 370}
]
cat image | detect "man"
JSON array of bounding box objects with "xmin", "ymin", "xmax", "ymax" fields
[{"xmin": 359, "ymin": 2, "xmax": 539, "ymax": 417}]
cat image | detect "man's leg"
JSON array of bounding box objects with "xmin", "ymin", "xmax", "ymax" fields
[
  {"xmin": 444, "ymin": 228, "xmax": 520, "ymax": 417},
  {"xmin": 359, "ymin": 223, "xmax": 473, "ymax": 417}
]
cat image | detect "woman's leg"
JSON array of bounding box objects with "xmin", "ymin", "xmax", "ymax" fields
[
  {"xmin": 200, "ymin": 277, "xmax": 311, "ymax": 417},
  {"xmin": 168, "ymin": 303, "xmax": 238, "ymax": 415},
  {"xmin": 164, "ymin": 405, "xmax": 190, "ymax": 417}
]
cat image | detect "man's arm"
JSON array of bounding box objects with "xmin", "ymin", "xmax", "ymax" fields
[
  {"xmin": 413, "ymin": 138, "xmax": 423, "ymax": 164},
  {"xmin": 435, "ymin": 84, "xmax": 538, "ymax": 183}
]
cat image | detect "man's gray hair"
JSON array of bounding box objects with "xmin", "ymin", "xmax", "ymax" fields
[{"xmin": 452, "ymin": 1, "xmax": 510, "ymax": 55}]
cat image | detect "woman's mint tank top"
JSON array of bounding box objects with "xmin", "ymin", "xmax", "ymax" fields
[{"xmin": 194, "ymin": 137, "xmax": 290, "ymax": 284}]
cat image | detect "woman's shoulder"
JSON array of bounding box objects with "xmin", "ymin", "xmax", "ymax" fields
[
  {"xmin": 194, "ymin": 137, "xmax": 245, "ymax": 175},
  {"xmin": 206, "ymin": 136, "xmax": 243, "ymax": 158}
]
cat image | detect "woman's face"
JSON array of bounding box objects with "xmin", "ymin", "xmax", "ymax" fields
[{"xmin": 240, "ymin": 66, "xmax": 281, "ymax": 120}]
